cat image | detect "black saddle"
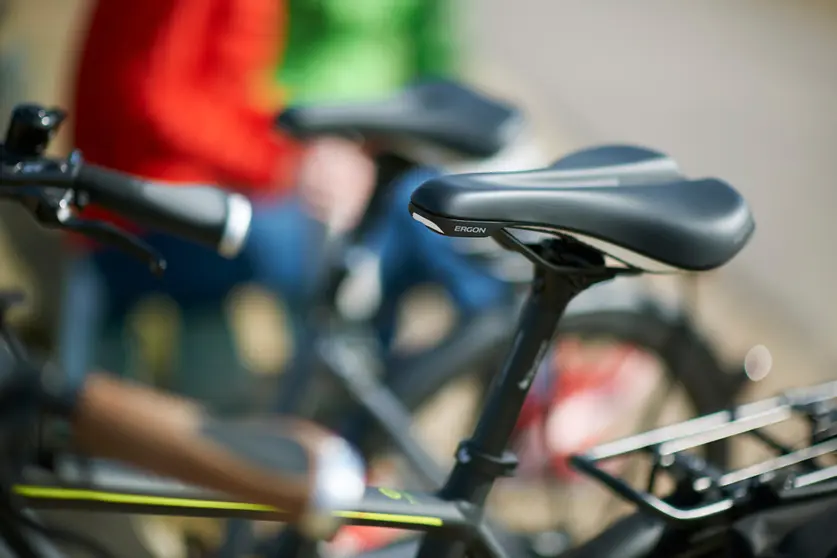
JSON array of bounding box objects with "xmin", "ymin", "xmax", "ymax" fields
[
  {"xmin": 409, "ymin": 145, "xmax": 755, "ymax": 271},
  {"xmin": 276, "ymin": 80, "xmax": 522, "ymax": 158}
]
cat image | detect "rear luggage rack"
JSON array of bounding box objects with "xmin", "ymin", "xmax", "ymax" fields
[{"xmin": 571, "ymin": 380, "xmax": 837, "ymax": 523}]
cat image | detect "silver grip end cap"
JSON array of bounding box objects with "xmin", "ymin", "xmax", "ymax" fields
[{"xmin": 218, "ymin": 193, "xmax": 252, "ymax": 258}]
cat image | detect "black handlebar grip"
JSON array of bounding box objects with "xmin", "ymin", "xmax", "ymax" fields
[
  {"xmin": 76, "ymin": 164, "xmax": 252, "ymax": 258},
  {"xmin": 564, "ymin": 513, "xmax": 665, "ymax": 558}
]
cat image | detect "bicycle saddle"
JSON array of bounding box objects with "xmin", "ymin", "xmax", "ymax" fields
[
  {"xmin": 409, "ymin": 145, "xmax": 755, "ymax": 272},
  {"xmin": 276, "ymin": 80, "xmax": 522, "ymax": 158}
]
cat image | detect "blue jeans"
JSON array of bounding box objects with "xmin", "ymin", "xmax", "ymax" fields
[{"xmin": 57, "ymin": 168, "xmax": 510, "ymax": 396}]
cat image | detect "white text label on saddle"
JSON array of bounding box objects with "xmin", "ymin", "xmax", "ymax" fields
[{"xmin": 453, "ymin": 225, "xmax": 487, "ymax": 234}]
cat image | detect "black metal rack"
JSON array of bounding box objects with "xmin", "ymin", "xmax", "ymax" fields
[{"xmin": 570, "ymin": 380, "xmax": 837, "ymax": 523}]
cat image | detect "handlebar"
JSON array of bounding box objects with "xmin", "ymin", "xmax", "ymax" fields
[
  {"xmin": 63, "ymin": 373, "xmax": 364, "ymax": 539},
  {"xmin": 75, "ymin": 164, "xmax": 251, "ymax": 258},
  {"xmin": 0, "ymin": 153, "xmax": 251, "ymax": 260},
  {"xmin": 0, "ymin": 104, "xmax": 252, "ymax": 263}
]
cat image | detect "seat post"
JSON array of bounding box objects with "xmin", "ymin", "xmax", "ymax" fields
[
  {"xmin": 438, "ymin": 240, "xmax": 616, "ymax": 506},
  {"xmin": 416, "ymin": 242, "xmax": 616, "ymax": 558}
]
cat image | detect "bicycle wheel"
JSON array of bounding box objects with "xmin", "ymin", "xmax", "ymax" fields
[{"xmin": 338, "ymin": 278, "xmax": 744, "ymax": 554}]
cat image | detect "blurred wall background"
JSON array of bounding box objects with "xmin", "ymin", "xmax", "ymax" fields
[
  {"xmin": 2, "ymin": 0, "xmax": 836, "ymax": 375},
  {"xmin": 467, "ymin": 0, "xmax": 837, "ymax": 366}
]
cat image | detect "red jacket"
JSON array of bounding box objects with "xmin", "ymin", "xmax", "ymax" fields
[{"xmin": 71, "ymin": 0, "xmax": 302, "ymax": 243}]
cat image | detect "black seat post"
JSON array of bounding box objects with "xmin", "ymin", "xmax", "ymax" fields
[
  {"xmin": 416, "ymin": 239, "xmax": 616, "ymax": 558},
  {"xmin": 470, "ymin": 268, "xmax": 594, "ymax": 457}
]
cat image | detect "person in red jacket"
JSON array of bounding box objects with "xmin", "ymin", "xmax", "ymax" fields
[
  {"xmin": 72, "ymin": 0, "xmax": 373, "ymax": 229},
  {"xmin": 58, "ymin": 0, "xmax": 375, "ymax": 399}
]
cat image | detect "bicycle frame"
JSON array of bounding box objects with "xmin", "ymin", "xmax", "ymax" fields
[
  {"xmin": 15, "ymin": 461, "xmax": 465, "ymax": 532},
  {"xmin": 13, "ymin": 461, "xmax": 523, "ymax": 558}
]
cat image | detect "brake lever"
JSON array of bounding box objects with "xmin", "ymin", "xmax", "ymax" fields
[
  {"xmin": 22, "ymin": 185, "xmax": 166, "ymax": 275},
  {"xmin": 62, "ymin": 218, "xmax": 167, "ymax": 277}
]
